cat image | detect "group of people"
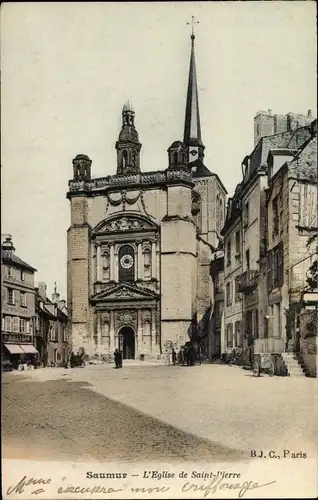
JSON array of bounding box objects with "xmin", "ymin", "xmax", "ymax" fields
[
  {"xmin": 113, "ymin": 343, "xmax": 201, "ymax": 368},
  {"xmin": 169, "ymin": 343, "xmax": 201, "ymax": 367}
]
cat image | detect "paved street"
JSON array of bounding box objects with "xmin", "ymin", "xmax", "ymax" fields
[{"xmin": 2, "ymin": 362, "xmax": 317, "ymax": 464}]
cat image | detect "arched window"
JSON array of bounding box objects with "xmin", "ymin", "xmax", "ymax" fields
[
  {"xmin": 122, "ymin": 150, "xmax": 128, "ymax": 169},
  {"xmin": 191, "ymin": 192, "xmax": 202, "ymax": 232},
  {"xmin": 143, "ymin": 248, "xmax": 152, "ymax": 279},
  {"xmin": 118, "ymin": 244, "xmax": 135, "ymax": 282},
  {"xmin": 173, "ymin": 152, "xmax": 178, "ymax": 165},
  {"xmin": 101, "ymin": 251, "xmax": 110, "ymax": 281}
]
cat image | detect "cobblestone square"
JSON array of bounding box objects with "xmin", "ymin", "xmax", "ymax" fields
[{"xmin": 2, "ymin": 363, "xmax": 317, "ymax": 464}]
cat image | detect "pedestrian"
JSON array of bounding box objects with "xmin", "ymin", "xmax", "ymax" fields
[
  {"xmin": 114, "ymin": 349, "xmax": 122, "ymax": 369},
  {"xmin": 172, "ymin": 348, "xmax": 177, "ymax": 366}
]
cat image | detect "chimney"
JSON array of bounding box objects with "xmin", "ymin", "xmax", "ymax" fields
[
  {"xmin": 37, "ymin": 282, "xmax": 47, "ymax": 299},
  {"xmin": 307, "ymin": 109, "xmax": 312, "ymax": 118}
]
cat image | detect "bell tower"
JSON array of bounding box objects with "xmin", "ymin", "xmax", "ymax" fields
[
  {"xmin": 116, "ymin": 102, "xmax": 142, "ymax": 175},
  {"xmin": 183, "ymin": 23, "xmax": 205, "ymax": 163}
]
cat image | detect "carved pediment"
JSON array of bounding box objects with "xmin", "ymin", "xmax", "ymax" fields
[
  {"xmin": 91, "ymin": 282, "xmax": 159, "ymax": 303},
  {"xmin": 93, "ymin": 213, "xmax": 158, "ymax": 235}
]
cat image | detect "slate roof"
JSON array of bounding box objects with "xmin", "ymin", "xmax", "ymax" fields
[
  {"xmin": 288, "ymin": 134, "xmax": 317, "ymax": 182},
  {"xmin": 190, "ymin": 159, "xmax": 214, "ymax": 178},
  {"xmin": 10, "ymin": 254, "xmax": 37, "ymax": 272}
]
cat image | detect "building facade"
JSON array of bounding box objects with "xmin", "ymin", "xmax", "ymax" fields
[
  {"xmin": 1, "ymin": 236, "xmax": 38, "ymax": 366},
  {"xmin": 261, "ymin": 119, "xmax": 317, "ymax": 372},
  {"xmin": 221, "ymin": 110, "xmax": 316, "ymax": 374},
  {"xmin": 35, "ymin": 282, "xmax": 70, "ymax": 367},
  {"xmin": 209, "ymin": 250, "xmax": 224, "ymax": 360},
  {"xmin": 221, "ymin": 184, "xmax": 243, "ymax": 358},
  {"xmin": 67, "ymin": 35, "xmax": 227, "ymax": 360}
]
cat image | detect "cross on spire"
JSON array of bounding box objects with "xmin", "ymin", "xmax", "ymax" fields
[{"xmin": 187, "ymin": 15, "xmax": 199, "ymax": 40}]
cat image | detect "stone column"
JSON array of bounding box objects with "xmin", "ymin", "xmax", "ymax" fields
[
  {"xmin": 96, "ymin": 244, "xmax": 101, "ymax": 281},
  {"xmin": 137, "ymin": 242, "xmax": 143, "ymax": 280},
  {"xmin": 151, "ymin": 241, "xmax": 156, "ymax": 280},
  {"xmin": 109, "ymin": 311, "xmax": 115, "ymax": 354},
  {"xmin": 114, "ymin": 246, "xmax": 119, "ymax": 283},
  {"xmin": 110, "ymin": 243, "xmax": 115, "ymax": 281},
  {"xmin": 151, "ymin": 308, "xmax": 157, "ymax": 353},
  {"xmin": 97, "ymin": 312, "xmax": 102, "ymax": 355},
  {"xmin": 137, "ymin": 310, "xmax": 143, "ymax": 357}
]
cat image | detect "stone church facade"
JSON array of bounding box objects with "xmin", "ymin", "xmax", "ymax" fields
[{"xmin": 67, "ymin": 34, "xmax": 227, "ymax": 360}]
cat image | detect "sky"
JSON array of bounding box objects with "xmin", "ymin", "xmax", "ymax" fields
[{"xmin": 1, "ymin": 1, "xmax": 317, "ymax": 300}]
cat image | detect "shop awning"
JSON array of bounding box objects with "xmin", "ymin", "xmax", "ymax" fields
[
  {"xmin": 20, "ymin": 344, "xmax": 38, "ymax": 354},
  {"xmin": 4, "ymin": 344, "xmax": 24, "ymax": 354}
]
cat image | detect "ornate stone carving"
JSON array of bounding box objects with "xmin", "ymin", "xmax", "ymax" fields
[
  {"xmin": 96, "ymin": 216, "xmax": 156, "ymax": 233},
  {"xmin": 114, "ymin": 286, "xmax": 134, "ymax": 298},
  {"xmin": 115, "ymin": 310, "xmax": 137, "ymax": 328},
  {"xmin": 68, "ymin": 167, "xmax": 193, "ymax": 195}
]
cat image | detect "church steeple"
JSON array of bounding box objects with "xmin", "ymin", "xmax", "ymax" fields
[
  {"xmin": 183, "ymin": 25, "xmax": 205, "ymax": 162},
  {"xmin": 116, "ymin": 102, "xmax": 142, "ymax": 175}
]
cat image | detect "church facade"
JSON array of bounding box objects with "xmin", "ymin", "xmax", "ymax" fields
[{"xmin": 67, "ymin": 34, "xmax": 227, "ymax": 360}]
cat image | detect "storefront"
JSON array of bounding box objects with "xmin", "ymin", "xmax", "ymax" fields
[{"xmin": 3, "ymin": 343, "xmax": 38, "ymax": 368}]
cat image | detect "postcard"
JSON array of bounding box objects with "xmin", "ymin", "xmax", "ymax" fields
[{"xmin": 1, "ymin": 2, "xmax": 317, "ymax": 499}]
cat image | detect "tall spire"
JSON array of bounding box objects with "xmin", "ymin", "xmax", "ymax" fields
[{"xmin": 183, "ymin": 18, "xmax": 205, "ymax": 162}]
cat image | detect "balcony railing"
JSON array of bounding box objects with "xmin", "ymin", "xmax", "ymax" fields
[{"xmin": 237, "ymin": 270, "xmax": 259, "ymax": 293}]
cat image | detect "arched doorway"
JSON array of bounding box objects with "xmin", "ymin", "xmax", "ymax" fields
[{"xmin": 119, "ymin": 326, "xmax": 135, "ymax": 359}]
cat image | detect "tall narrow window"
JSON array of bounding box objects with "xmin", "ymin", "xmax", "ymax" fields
[
  {"xmin": 20, "ymin": 292, "xmax": 26, "ymax": 307},
  {"xmin": 5, "ymin": 316, "xmax": 12, "ymax": 332},
  {"xmin": 143, "ymin": 248, "xmax": 152, "ymax": 279},
  {"xmin": 118, "ymin": 245, "xmax": 135, "ymax": 282},
  {"xmin": 235, "ymin": 231, "xmax": 241, "ymax": 256},
  {"xmin": 8, "ymin": 267, "xmax": 12, "ymax": 278},
  {"xmin": 246, "ymin": 249, "xmax": 250, "ymax": 270},
  {"xmin": 8, "ymin": 289, "xmax": 15, "ymax": 305},
  {"xmin": 226, "ymin": 240, "xmax": 231, "ymax": 266},
  {"xmin": 122, "ymin": 150, "xmax": 128, "ymax": 169},
  {"xmin": 243, "ymin": 202, "xmax": 249, "ymax": 227}
]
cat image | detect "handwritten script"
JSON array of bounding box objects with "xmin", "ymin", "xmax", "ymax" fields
[{"xmin": 7, "ymin": 475, "xmax": 276, "ymax": 498}]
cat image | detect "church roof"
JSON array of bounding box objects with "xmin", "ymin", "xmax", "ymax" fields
[
  {"xmin": 183, "ymin": 35, "xmax": 204, "ymax": 149},
  {"xmin": 190, "ymin": 159, "xmax": 214, "ymax": 178}
]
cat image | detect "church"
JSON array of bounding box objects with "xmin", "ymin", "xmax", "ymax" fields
[{"xmin": 67, "ymin": 32, "xmax": 227, "ymax": 360}]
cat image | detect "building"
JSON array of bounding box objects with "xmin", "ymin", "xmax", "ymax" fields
[
  {"xmin": 35, "ymin": 282, "xmax": 70, "ymax": 367},
  {"xmin": 263, "ymin": 118, "xmax": 317, "ymax": 375},
  {"xmin": 220, "ymin": 184, "xmax": 243, "ymax": 360},
  {"xmin": 67, "ymin": 33, "xmax": 227, "ymax": 360},
  {"xmin": 209, "ymin": 249, "xmax": 225, "ymax": 360},
  {"xmin": 222, "ymin": 110, "xmax": 316, "ymax": 374},
  {"xmin": 1, "ymin": 236, "xmax": 38, "ymax": 367}
]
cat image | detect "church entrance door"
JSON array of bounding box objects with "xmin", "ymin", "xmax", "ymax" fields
[{"xmin": 119, "ymin": 326, "xmax": 135, "ymax": 360}]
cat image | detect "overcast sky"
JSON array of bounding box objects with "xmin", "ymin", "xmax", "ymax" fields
[{"xmin": 1, "ymin": 2, "xmax": 317, "ymax": 299}]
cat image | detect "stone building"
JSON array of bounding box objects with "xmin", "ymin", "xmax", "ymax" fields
[
  {"xmin": 209, "ymin": 249, "xmax": 225, "ymax": 360},
  {"xmin": 220, "ymin": 184, "xmax": 243, "ymax": 359},
  {"xmin": 67, "ymin": 34, "xmax": 227, "ymax": 360},
  {"xmin": 1, "ymin": 236, "xmax": 38, "ymax": 367},
  {"xmin": 35, "ymin": 282, "xmax": 70, "ymax": 367},
  {"xmin": 262, "ymin": 118, "xmax": 317, "ymax": 374},
  {"xmin": 221, "ymin": 110, "xmax": 316, "ymax": 374}
]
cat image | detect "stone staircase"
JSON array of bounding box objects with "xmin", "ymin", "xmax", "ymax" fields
[{"xmin": 281, "ymin": 353, "xmax": 306, "ymax": 377}]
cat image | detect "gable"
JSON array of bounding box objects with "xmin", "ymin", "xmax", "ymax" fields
[
  {"xmin": 93, "ymin": 212, "xmax": 158, "ymax": 235},
  {"xmin": 92, "ymin": 283, "xmax": 159, "ymax": 303}
]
